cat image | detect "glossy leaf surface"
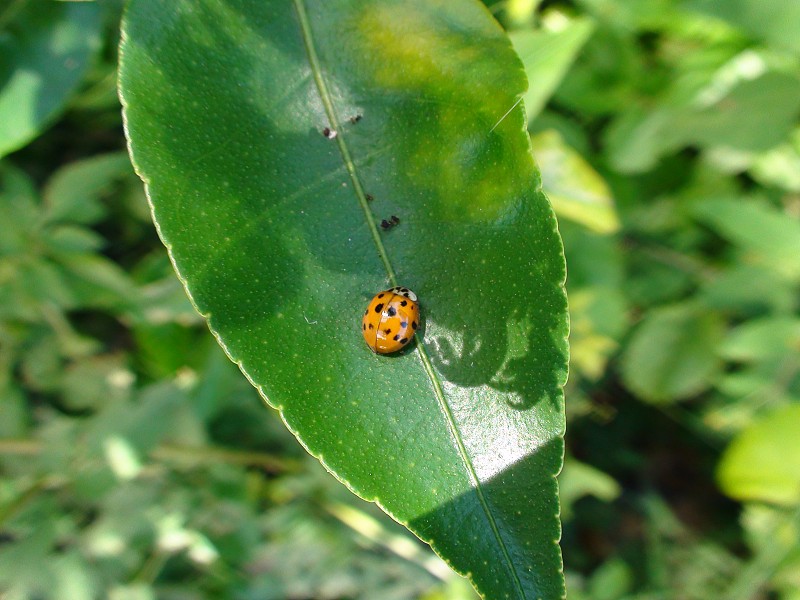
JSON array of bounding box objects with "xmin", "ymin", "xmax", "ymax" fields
[{"xmin": 120, "ymin": 1, "xmax": 568, "ymax": 598}]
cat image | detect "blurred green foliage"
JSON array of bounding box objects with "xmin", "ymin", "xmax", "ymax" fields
[{"xmin": 1, "ymin": 0, "xmax": 799, "ymax": 598}]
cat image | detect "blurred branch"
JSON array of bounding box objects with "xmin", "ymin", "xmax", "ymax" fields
[
  {"xmin": 323, "ymin": 500, "xmax": 454, "ymax": 582},
  {"xmin": 151, "ymin": 443, "xmax": 301, "ymax": 474},
  {"xmin": 0, "ymin": 475, "xmax": 65, "ymax": 526},
  {"xmin": 0, "ymin": 0, "xmax": 28, "ymax": 30},
  {"xmin": 625, "ymin": 237, "xmax": 717, "ymax": 281},
  {"xmin": 0, "ymin": 439, "xmax": 300, "ymax": 473}
]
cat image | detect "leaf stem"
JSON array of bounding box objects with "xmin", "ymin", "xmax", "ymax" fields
[{"xmin": 0, "ymin": 439, "xmax": 298, "ymax": 473}]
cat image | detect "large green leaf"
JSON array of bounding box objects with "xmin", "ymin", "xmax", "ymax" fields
[{"xmin": 119, "ymin": 1, "xmax": 568, "ymax": 598}]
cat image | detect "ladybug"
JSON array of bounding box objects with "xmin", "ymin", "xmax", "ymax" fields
[{"xmin": 361, "ymin": 286, "xmax": 420, "ymax": 354}]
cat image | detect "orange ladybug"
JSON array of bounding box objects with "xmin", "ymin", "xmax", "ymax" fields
[{"xmin": 362, "ymin": 286, "xmax": 420, "ymax": 354}]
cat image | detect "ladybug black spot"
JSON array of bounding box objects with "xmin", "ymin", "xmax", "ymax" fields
[
  {"xmin": 400, "ymin": 300, "xmax": 408, "ymax": 307},
  {"xmin": 400, "ymin": 321, "xmax": 408, "ymax": 328},
  {"xmin": 374, "ymin": 303, "xmax": 384, "ymax": 313},
  {"xmin": 384, "ymin": 328, "xmax": 392, "ymax": 334},
  {"xmin": 411, "ymin": 321, "xmax": 418, "ymax": 330},
  {"xmin": 400, "ymin": 337, "xmax": 408, "ymax": 344},
  {"xmin": 387, "ymin": 307, "xmax": 397, "ymax": 317},
  {"xmin": 393, "ymin": 334, "xmax": 401, "ymax": 341}
]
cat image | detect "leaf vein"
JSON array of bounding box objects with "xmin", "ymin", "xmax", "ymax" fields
[
  {"xmin": 293, "ymin": 0, "xmax": 396, "ymax": 283},
  {"xmin": 293, "ymin": 2, "xmax": 527, "ymax": 597}
]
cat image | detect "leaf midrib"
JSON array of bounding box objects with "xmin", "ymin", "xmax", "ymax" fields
[{"xmin": 292, "ymin": 1, "xmax": 527, "ymax": 597}]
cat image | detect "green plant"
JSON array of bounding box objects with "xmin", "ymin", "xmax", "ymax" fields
[
  {"xmin": 2, "ymin": 0, "xmax": 800, "ymax": 598},
  {"xmin": 119, "ymin": 1, "xmax": 570, "ymax": 598}
]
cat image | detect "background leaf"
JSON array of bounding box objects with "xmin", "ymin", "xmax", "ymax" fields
[
  {"xmin": 718, "ymin": 405, "xmax": 800, "ymax": 506},
  {"xmin": 533, "ymin": 129, "xmax": 619, "ymax": 234},
  {"xmin": 509, "ymin": 15, "xmax": 594, "ymax": 121},
  {"xmin": 688, "ymin": 0, "xmax": 800, "ymax": 54},
  {"xmin": 119, "ymin": 1, "xmax": 569, "ymax": 598},
  {"xmin": 0, "ymin": 1, "xmax": 101, "ymax": 158},
  {"xmin": 621, "ymin": 303, "xmax": 724, "ymax": 403},
  {"xmin": 691, "ymin": 196, "xmax": 800, "ymax": 281}
]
